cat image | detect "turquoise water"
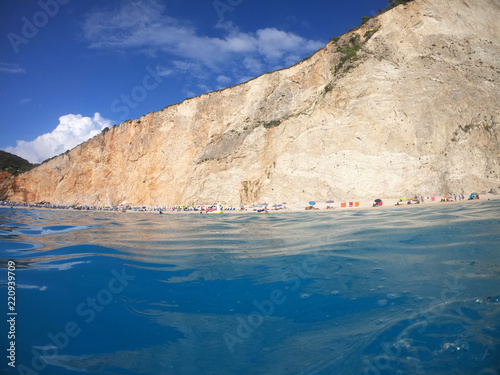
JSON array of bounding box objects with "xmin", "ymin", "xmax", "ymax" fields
[{"xmin": 1, "ymin": 201, "xmax": 500, "ymax": 374}]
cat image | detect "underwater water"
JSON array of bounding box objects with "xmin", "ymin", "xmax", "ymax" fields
[{"xmin": 1, "ymin": 200, "xmax": 500, "ymax": 375}]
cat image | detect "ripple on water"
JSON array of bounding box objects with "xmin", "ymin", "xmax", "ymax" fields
[
  {"xmin": 361, "ymin": 298, "xmax": 500, "ymax": 374},
  {"xmin": 0, "ymin": 201, "xmax": 498, "ymax": 375}
]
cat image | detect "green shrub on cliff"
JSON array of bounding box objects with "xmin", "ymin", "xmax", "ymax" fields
[
  {"xmin": 0, "ymin": 150, "xmax": 35, "ymax": 176},
  {"xmin": 360, "ymin": 0, "xmax": 414, "ymax": 29},
  {"xmin": 387, "ymin": 0, "xmax": 413, "ymax": 11},
  {"xmin": 335, "ymin": 34, "xmax": 363, "ymax": 73}
]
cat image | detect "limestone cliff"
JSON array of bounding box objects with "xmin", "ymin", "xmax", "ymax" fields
[
  {"xmin": 0, "ymin": 171, "xmax": 11, "ymax": 187},
  {"xmin": 2, "ymin": 0, "xmax": 499, "ymax": 206}
]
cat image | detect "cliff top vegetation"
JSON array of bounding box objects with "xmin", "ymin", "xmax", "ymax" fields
[{"xmin": 0, "ymin": 150, "xmax": 35, "ymax": 176}]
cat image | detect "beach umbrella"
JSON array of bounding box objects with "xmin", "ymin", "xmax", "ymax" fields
[
  {"xmin": 399, "ymin": 197, "xmax": 406, "ymax": 201},
  {"xmin": 375, "ymin": 199, "xmax": 382, "ymax": 203},
  {"xmin": 309, "ymin": 201, "xmax": 316, "ymax": 205},
  {"xmin": 282, "ymin": 202, "xmax": 287, "ymax": 205}
]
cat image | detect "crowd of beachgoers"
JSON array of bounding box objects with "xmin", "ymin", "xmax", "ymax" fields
[
  {"xmin": 0, "ymin": 192, "xmax": 493, "ymax": 214},
  {"xmin": 0, "ymin": 201, "xmax": 256, "ymax": 213}
]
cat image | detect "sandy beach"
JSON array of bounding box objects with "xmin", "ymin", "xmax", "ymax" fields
[
  {"xmin": 3, "ymin": 193, "xmax": 499, "ymax": 214},
  {"xmin": 281, "ymin": 194, "xmax": 500, "ymax": 212},
  {"xmin": 235, "ymin": 194, "xmax": 500, "ymax": 214}
]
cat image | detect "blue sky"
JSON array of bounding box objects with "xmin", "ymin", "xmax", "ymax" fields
[{"xmin": 0, "ymin": 0, "xmax": 389, "ymax": 163}]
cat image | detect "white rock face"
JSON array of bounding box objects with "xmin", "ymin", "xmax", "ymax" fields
[{"xmin": 2, "ymin": 0, "xmax": 499, "ymax": 206}]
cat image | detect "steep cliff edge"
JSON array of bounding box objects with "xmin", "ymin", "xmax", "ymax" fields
[{"xmin": 2, "ymin": 0, "xmax": 499, "ymax": 206}]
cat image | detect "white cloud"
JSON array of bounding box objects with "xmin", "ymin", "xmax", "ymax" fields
[
  {"xmin": 256, "ymin": 28, "xmax": 304, "ymax": 59},
  {"xmin": 156, "ymin": 65, "xmax": 173, "ymax": 77},
  {"xmin": 81, "ymin": 0, "xmax": 324, "ymax": 81},
  {"xmin": 171, "ymin": 60, "xmax": 202, "ymax": 73},
  {"xmin": 197, "ymin": 83, "xmax": 212, "ymax": 93},
  {"xmin": 216, "ymin": 75, "xmax": 232, "ymax": 85},
  {"xmin": 19, "ymin": 97, "xmax": 32, "ymax": 105},
  {"xmin": 0, "ymin": 62, "xmax": 26, "ymax": 74},
  {"xmin": 4, "ymin": 113, "xmax": 113, "ymax": 164},
  {"xmin": 242, "ymin": 57, "xmax": 264, "ymax": 75}
]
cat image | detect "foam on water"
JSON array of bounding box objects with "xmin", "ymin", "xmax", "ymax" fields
[{"xmin": 1, "ymin": 201, "xmax": 499, "ymax": 374}]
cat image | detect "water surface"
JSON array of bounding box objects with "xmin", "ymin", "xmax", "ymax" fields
[{"xmin": 1, "ymin": 201, "xmax": 499, "ymax": 374}]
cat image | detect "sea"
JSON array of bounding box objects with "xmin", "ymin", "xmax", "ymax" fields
[{"xmin": 1, "ymin": 200, "xmax": 500, "ymax": 375}]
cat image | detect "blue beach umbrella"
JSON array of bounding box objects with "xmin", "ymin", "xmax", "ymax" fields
[{"xmin": 309, "ymin": 201, "xmax": 316, "ymax": 205}]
